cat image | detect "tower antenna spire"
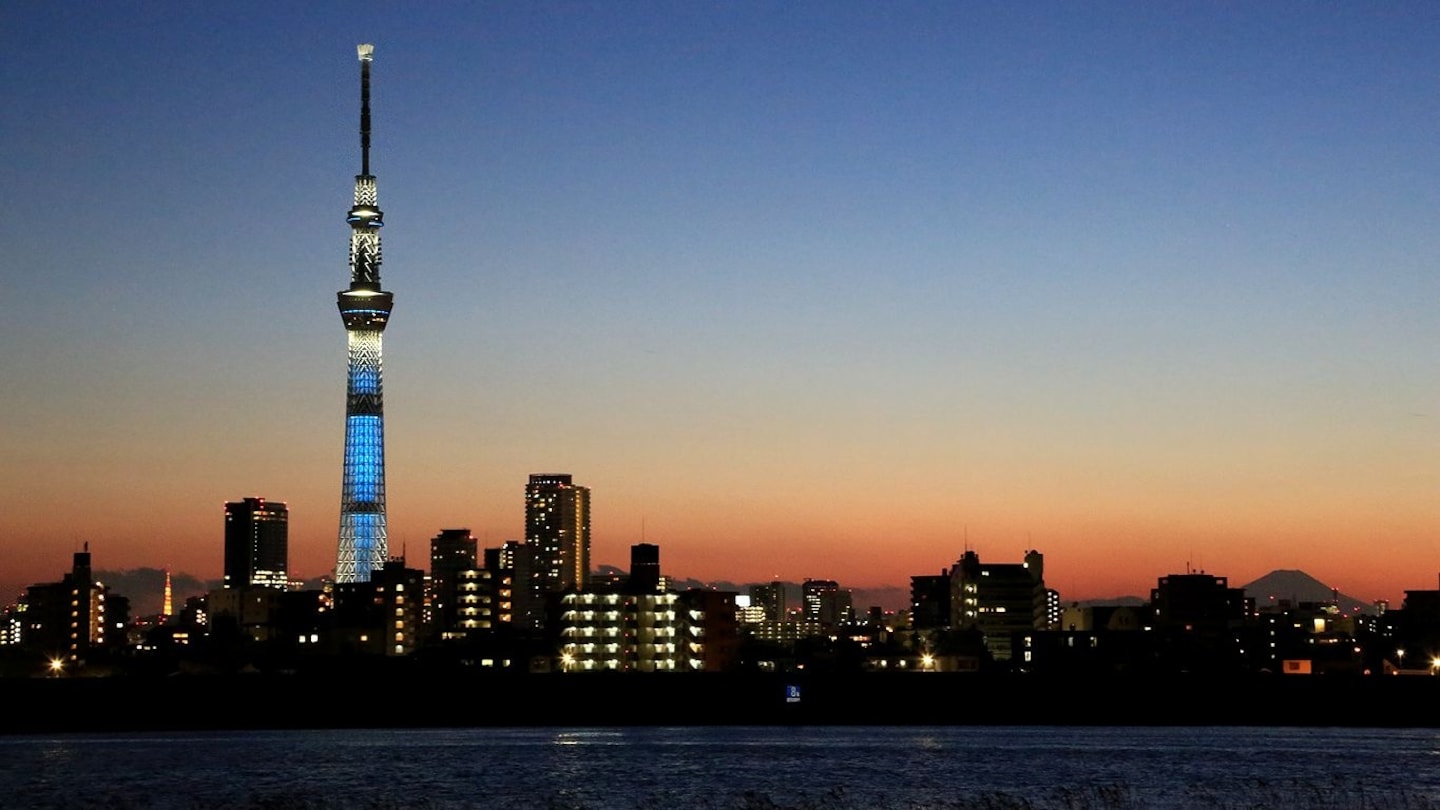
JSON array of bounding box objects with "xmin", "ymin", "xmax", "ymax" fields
[
  {"xmin": 358, "ymin": 43, "xmax": 373, "ymax": 176},
  {"xmin": 335, "ymin": 43, "xmax": 394, "ymax": 583}
]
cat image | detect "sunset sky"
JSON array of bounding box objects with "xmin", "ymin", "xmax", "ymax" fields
[{"xmin": 5, "ymin": 2, "xmax": 1440, "ymax": 610}]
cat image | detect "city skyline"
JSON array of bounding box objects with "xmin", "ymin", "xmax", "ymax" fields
[
  {"xmin": 11, "ymin": 503, "xmax": 1379, "ymax": 619},
  {"xmin": 5, "ymin": 3, "xmax": 1440, "ymax": 608}
]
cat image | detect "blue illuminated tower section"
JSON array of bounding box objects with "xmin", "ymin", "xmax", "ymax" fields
[{"xmin": 335, "ymin": 43, "xmax": 393, "ymax": 583}]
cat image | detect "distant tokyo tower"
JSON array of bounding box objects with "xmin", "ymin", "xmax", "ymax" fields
[{"xmin": 334, "ymin": 43, "xmax": 394, "ymax": 583}]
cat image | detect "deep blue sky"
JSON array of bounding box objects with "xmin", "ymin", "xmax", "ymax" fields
[{"xmin": 5, "ymin": 2, "xmax": 1440, "ymax": 607}]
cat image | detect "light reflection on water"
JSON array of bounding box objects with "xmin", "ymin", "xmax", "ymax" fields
[{"xmin": 1, "ymin": 726, "xmax": 1439, "ymax": 809}]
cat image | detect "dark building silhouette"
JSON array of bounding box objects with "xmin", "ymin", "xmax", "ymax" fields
[
  {"xmin": 1148, "ymin": 572, "xmax": 1252, "ymax": 673},
  {"xmin": 1249, "ymin": 603, "xmax": 1363, "ymax": 676},
  {"xmin": 208, "ymin": 586, "xmax": 286, "ymax": 644},
  {"xmin": 223, "ymin": 498, "xmax": 289, "ymax": 591},
  {"xmin": 1389, "ymin": 589, "xmax": 1440, "ymax": 672},
  {"xmin": 748, "ymin": 582, "xmax": 787, "ymax": 621},
  {"xmin": 627, "ymin": 543, "xmax": 661, "ymax": 594},
  {"xmin": 1150, "ymin": 573, "xmax": 1249, "ymax": 632},
  {"xmin": 909, "ymin": 574, "xmax": 950, "ymax": 630},
  {"xmin": 21, "ymin": 546, "xmax": 124, "ymax": 671},
  {"xmin": 1024, "ymin": 603, "xmax": 1147, "ymax": 675},
  {"xmin": 679, "ymin": 589, "xmax": 742, "ymax": 672}
]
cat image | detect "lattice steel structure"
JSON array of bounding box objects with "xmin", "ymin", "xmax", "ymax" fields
[{"xmin": 335, "ymin": 43, "xmax": 394, "ymax": 583}]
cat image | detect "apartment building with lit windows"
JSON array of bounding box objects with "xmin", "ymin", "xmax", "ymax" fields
[
  {"xmin": 559, "ymin": 589, "xmax": 740, "ymax": 672},
  {"xmin": 19, "ymin": 546, "xmax": 119, "ymax": 669},
  {"xmin": 949, "ymin": 549, "xmax": 1048, "ymax": 662},
  {"xmin": 331, "ymin": 558, "xmax": 424, "ymax": 655},
  {"xmin": 560, "ymin": 591, "xmax": 682, "ymax": 671}
]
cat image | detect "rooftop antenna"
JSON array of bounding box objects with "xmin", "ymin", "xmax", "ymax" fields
[{"xmin": 357, "ymin": 43, "xmax": 373, "ymax": 176}]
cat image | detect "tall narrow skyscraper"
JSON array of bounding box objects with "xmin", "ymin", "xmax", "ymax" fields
[
  {"xmin": 335, "ymin": 43, "xmax": 394, "ymax": 583},
  {"xmin": 525, "ymin": 474, "xmax": 592, "ymax": 595},
  {"xmin": 224, "ymin": 497, "xmax": 289, "ymax": 590}
]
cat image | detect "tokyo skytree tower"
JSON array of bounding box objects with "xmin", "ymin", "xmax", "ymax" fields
[{"xmin": 335, "ymin": 43, "xmax": 394, "ymax": 583}]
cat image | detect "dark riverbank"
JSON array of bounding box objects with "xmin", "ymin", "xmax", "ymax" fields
[{"xmin": 6, "ymin": 670, "xmax": 1440, "ymax": 734}]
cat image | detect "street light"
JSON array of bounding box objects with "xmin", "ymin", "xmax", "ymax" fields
[
  {"xmin": 48, "ymin": 657, "xmax": 64, "ymax": 677},
  {"xmin": 1397, "ymin": 648, "xmax": 1406, "ymax": 670}
]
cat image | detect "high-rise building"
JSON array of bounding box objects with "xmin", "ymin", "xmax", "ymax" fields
[
  {"xmin": 801, "ymin": 578, "xmax": 853, "ymax": 628},
  {"xmin": 949, "ymin": 549, "xmax": 1048, "ymax": 661},
  {"xmin": 22, "ymin": 545, "xmax": 115, "ymax": 668},
  {"xmin": 224, "ymin": 497, "xmax": 289, "ymax": 590},
  {"xmin": 335, "ymin": 43, "xmax": 395, "ymax": 584},
  {"xmin": 450, "ymin": 568, "xmax": 494, "ymax": 638},
  {"xmin": 429, "ymin": 529, "xmax": 478, "ymax": 636},
  {"xmin": 748, "ymin": 581, "xmax": 787, "ymax": 621},
  {"xmin": 525, "ymin": 474, "xmax": 591, "ymax": 595},
  {"xmin": 486, "ymin": 541, "xmax": 537, "ymax": 627}
]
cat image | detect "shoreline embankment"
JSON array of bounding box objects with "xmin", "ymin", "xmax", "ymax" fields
[{"xmin": 5, "ymin": 670, "xmax": 1440, "ymax": 734}]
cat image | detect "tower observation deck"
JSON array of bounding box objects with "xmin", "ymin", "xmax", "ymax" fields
[{"xmin": 335, "ymin": 43, "xmax": 394, "ymax": 583}]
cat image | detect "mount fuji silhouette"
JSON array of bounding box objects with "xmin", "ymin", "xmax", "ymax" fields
[{"xmin": 1240, "ymin": 569, "xmax": 1374, "ymax": 614}]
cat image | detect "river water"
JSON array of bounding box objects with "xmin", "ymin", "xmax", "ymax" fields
[{"xmin": 4, "ymin": 725, "xmax": 1438, "ymax": 809}]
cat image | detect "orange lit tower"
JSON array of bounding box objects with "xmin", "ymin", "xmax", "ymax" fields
[{"xmin": 335, "ymin": 43, "xmax": 395, "ymax": 583}]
